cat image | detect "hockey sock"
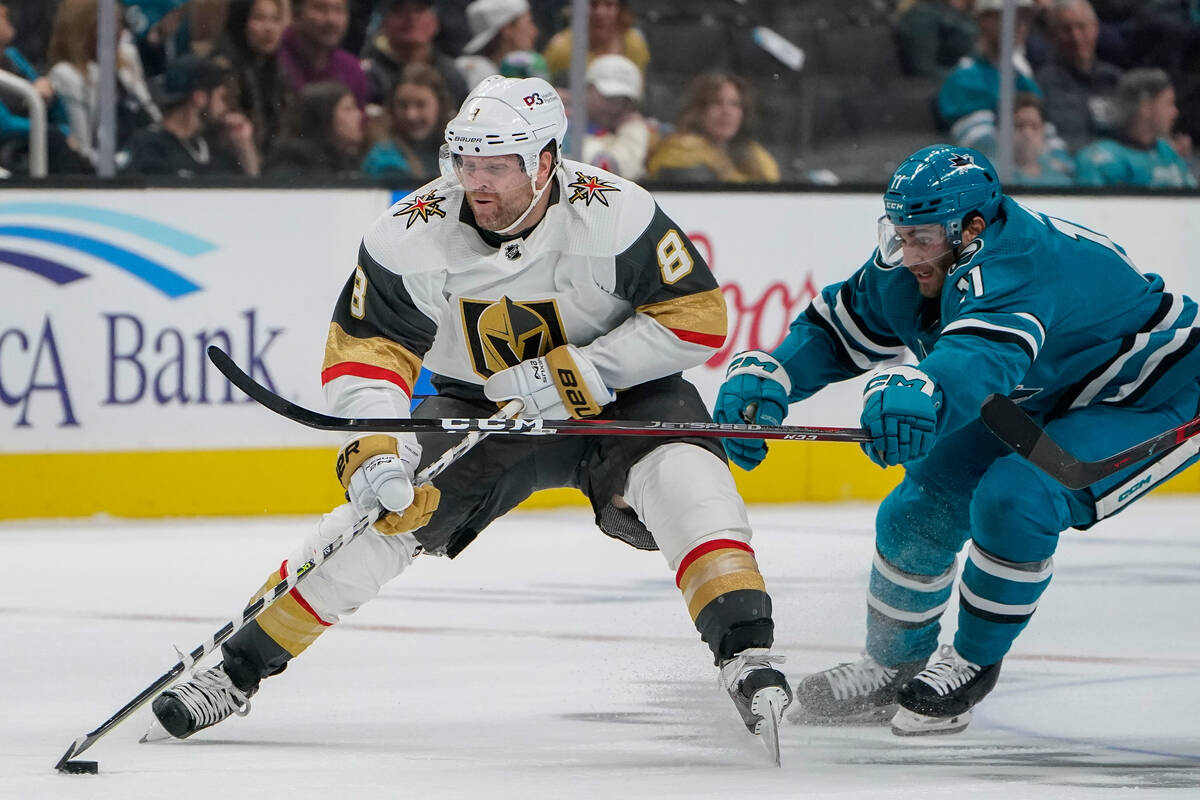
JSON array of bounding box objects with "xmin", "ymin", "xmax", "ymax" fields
[
  {"xmin": 247, "ymin": 560, "xmax": 333, "ymax": 659},
  {"xmin": 675, "ymin": 539, "xmax": 774, "ymax": 663},
  {"xmin": 955, "ymin": 542, "xmax": 1053, "ymax": 665},
  {"xmin": 865, "ymin": 550, "xmax": 956, "ymax": 665}
]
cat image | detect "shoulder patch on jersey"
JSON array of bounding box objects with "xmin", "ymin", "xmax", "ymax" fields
[
  {"xmin": 948, "ymin": 238, "xmax": 984, "ymax": 275},
  {"xmin": 393, "ymin": 189, "xmax": 449, "ymax": 228},
  {"xmin": 566, "ymin": 170, "xmax": 621, "ymax": 207}
]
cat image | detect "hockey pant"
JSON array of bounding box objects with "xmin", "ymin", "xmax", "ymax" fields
[
  {"xmin": 867, "ymin": 379, "xmax": 1200, "ymax": 668},
  {"xmin": 222, "ymin": 442, "xmax": 774, "ymax": 683}
]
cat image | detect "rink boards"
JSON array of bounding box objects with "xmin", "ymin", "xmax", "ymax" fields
[{"xmin": 2, "ymin": 188, "xmax": 1199, "ymax": 518}]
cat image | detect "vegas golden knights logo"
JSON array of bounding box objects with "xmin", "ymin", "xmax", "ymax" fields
[{"xmin": 460, "ymin": 296, "xmax": 568, "ymax": 378}]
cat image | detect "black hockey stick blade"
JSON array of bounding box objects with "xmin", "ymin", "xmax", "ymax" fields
[
  {"xmin": 980, "ymin": 393, "xmax": 1200, "ymax": 490},
  {"xmin": 207, "ymin": 346, "xmax": 871, "ymax": 443}
]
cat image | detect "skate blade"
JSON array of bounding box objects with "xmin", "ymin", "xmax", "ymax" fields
[
  {"xmin": 788, "ymin": 702, "xmax": 897, "ymax": 727},
  {"xmin": 139, "ymin": 716, "xmax": 175, "ymax": 744},
  {"xmin": 750, "ymin": 687, "xmax": 788, "ymax": 767},
  {"xmin": 890, "ymin": 706, "xmax": 972, "ymax": 736}
]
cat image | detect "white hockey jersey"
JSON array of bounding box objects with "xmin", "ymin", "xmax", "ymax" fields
[{"xmin": 320, "ymin": 160, "xmax": 727, "ymax": 418}]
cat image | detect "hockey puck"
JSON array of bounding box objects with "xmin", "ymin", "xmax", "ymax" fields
[{"xmin": 58, "ymin": 760, "xmax": 99, "ymax": 775}]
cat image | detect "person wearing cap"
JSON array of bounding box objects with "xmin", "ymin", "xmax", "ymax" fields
[
  {"xmin": 278, "ymin": 0, "xmax": 369, "ymax": 109},
  {"xmin": 362, "ymin": 0, "xmax": 468, "ymax": 107},
  {"xmin": 542, "ymin": 0, "xmax": 649, "ymax": 83},
  {"xmin": 936, "ymin": 0, "xmax": 1045, "ymax": 154},
  {"xmin": 581, "ymin": 53, "xmax": 649, "ymax": 180},
  {"xmin": 454, "ymin": 0, "xmax": 539, "ymax": 91},
  {"xmin": 118, "ymin": 54, "xmax": 260, "ymax": 176}
]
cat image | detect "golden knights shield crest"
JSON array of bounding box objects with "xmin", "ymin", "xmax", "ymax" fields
[{"xmin": 459, "ymin": 296, "xmax": 568, "ymax": 378}]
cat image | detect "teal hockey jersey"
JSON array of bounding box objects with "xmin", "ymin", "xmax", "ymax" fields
[{"xmin": 772, "ymin": 196, "xmax": 1200, "ymax": 437}]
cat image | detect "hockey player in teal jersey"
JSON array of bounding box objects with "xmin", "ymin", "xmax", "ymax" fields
[{"xmin": 714, "ymin": 144, "xmax": 1200, "ymax": 735}]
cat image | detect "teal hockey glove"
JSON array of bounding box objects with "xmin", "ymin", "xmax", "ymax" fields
[
  {"xmin": 713, "ymin": 350, "xmax": 791, "ymax": 471},
  {"xmin": 860, "ymin": 366, "xmax": 942, "ymax": 467}
]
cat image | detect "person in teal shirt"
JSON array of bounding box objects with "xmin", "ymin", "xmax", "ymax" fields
[
  {"xmin": 936, "ymin": 0, "xmax": 1041, "ymax": 151},
  {"xmin": 1076, "ymin": 68, "xmax": 1198, "ymax": 188},
  {"xmin": 0, "ymin": 1, "xmax": 68, "ymax": 141}
]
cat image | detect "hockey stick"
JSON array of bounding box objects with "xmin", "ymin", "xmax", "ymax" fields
[
  {"xmin": 53, "ymin": 399, "xmax": 523, "ymax": 774},
  {"xmin": 207, "ymin": 346, "xmax": 870, "ymax": 444},
  {"xmin": 979, "ymin": 393, "xmax": 1200, "ymax": 490}
]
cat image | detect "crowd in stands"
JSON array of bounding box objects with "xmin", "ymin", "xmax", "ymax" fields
[{"xmin": 0, "ymin": 0, "xmax": 1195, "ymax": 188}]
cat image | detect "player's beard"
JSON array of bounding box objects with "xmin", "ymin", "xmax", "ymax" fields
[
  {"xmin": 467, "ymin": 182, "xmax": 536, "ymax": 232},
  {"xmin": 910, "ymin": 254, "xmax": 953, "ymax": 298}
]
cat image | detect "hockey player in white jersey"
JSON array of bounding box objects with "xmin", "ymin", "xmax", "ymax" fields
[{"xmin": 144, "ymin": 76, "xmax": 792, "ymax": 760}]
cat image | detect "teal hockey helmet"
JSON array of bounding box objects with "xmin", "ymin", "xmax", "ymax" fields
[{"xmin": 882, "ymin": 145, "xmax": 1003, "ymax": 249}]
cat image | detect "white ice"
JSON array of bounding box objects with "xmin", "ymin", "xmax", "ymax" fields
[{"xmin": 2, "ymin": 498, "xmax": 1199, "ymax": 799}]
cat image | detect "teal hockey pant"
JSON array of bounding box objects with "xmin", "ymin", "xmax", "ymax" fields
[{"xmin": 866, "ymin": 381, "xmax": 1200, "ymax": 667}]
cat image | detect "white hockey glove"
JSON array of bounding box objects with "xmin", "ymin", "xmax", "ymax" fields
[
  {"xmin": 483, "ymin": 344, "xmax": 615, "ymax": 419},
  {"xmin": 335, "ymin": 434, "xmax": 438, "ymax": 533}
]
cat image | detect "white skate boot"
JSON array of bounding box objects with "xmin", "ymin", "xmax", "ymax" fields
[{"xmin": 719, "ymin": 648, "xmax": 792, "ymax": 766}]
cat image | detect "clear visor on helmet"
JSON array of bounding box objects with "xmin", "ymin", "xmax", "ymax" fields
[
  {"xmin": 876, "ymin": 216, "xmax": 954, "ymax": 268},
  {"xmin": 449, "ymin": 152, "xmax": 536, "ymax": 195}
]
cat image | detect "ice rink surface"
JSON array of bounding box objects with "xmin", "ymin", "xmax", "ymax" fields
[{"xmin": 2, "ymin": 497, "xmax": 1199, "ymax": 799}]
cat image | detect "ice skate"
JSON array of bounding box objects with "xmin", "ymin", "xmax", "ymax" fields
[
  {"xmin": 719, "ymin": 648, "xmax": 792, "ymax": 766},
  {"xmin": 789, "ymin": 652, "xmax": 926, "ymax": 725},
  {"xmin": 891, "ymin": 644, "xmax": 1002, "ymax": 736},
  {"xmin": 141, "ymin": 663, "xmax": 257, "ymax": 742}
]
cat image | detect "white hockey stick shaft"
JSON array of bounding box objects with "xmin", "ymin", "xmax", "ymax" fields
[{"xmin": 54, "ymin": 400, "xmax": 522, "ymax": 770}]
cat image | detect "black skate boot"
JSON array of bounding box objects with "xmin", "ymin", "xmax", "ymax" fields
[
  {"xmin": 891, "ymin": 644, "xmax": 1002, "ymax": 736},
  {"xmin": 141, "ymin": 658, "xmax": 262, "ymax": 741},
  {"xmin": 719, "ymin": 648, "xmax": 793, "ymax": 766},
  {"xmin": 790, "ymin": 653, "xmax": 926, "ymax": 725}
]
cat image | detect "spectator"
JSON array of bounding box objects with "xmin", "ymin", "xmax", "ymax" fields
[
  {"xmin": 278, "ymin": 0, "xmax": 368, "ymax": 108},
  {"xmin": 1035, "ymin": 0, "xmax": 1122, "ymax": 151},
  {"xmin": 1012, "ymin": 92, "xmax": 1074, "ymax": 185},
  {"xmin": 362, "ymin": 0, "xmax": 468, "ymax": 107},
  {"xmin": 1, "ymin": 1, "xmax": 69, "ymax": 138},
  {"xmin": 119, "ymin": 54, "xmax": 260, "ymax": 176},
  {"xmin": 0, "ymin": 0, "xmax": 91, "ymax": 174},
  {"xmin": 1075, "ymin": 67, "xmax": 1198, "ymax": 187},
  {"xmin": 937, "ymin": 0, "xmax": 1042, "ymax": 151},
  {"xmin": 47, "ymin": 0, "xmax": 161, "ymax": 168},
  {"xmin": 361, "ymin": 62, "xmax": 452, "ymax": 181},
  {"xmin": 455, "ymin": 0, "xmax": 539, "ymax": 91},
  {"xmin": 646, "ymin": 72, "xmax": 778, "ymax": 184},
  {"xmin": 218, "ymin": 0, "xmax": 290, "ymax": 156},
  {"xmin": 264, "ymin": 78, "xmax": 362, "ymax": 177},
  {"xmin": 543, "ymin": 0, "xmax": 649, "ymax": 81},
  {"xmin": 581, "ymin": 53, "xmax": 649, "ymax": 180},
  {"xmin": 895, "ymin": 0, "xmax": 979, "ymax": 80}
]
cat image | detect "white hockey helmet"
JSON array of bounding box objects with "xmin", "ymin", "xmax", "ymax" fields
[{"xmin": 443, "ymin": 75, "xmax": 568, "ymax": 179}]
